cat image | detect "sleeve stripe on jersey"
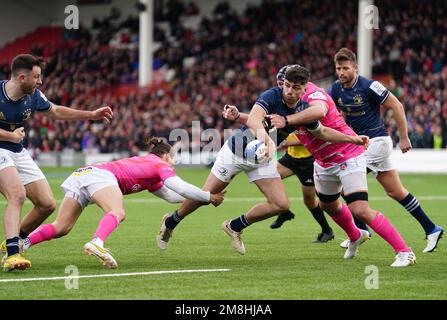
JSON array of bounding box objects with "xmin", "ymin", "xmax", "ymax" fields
[
  {"xmin": 38, "ymin": 102, "xmax": 53, "ymax": 113},
  {"xmin": 254, "ymin": 103, "xmax": 269, "ymax": 114},
  {"xmin": 380, "ymin": 90, "xmax": 391, "ymax": 105}
]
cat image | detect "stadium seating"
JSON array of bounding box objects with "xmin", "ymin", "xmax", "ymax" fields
[{"xmin": 0, "ymin": 0, "xmax": 445, "ymax": 153}]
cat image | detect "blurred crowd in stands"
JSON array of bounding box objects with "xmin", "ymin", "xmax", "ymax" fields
[{"xmin": 0, "ymin": 0, "xmax": 445, "ymax": 154}]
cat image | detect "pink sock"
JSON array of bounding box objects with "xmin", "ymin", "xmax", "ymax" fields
[
  {"xmin": 28, "ymin": 224, "xmax": 57, "ymax": 246},
  {"xmin": 93, "ymin": 212, "xmax": 120, "ymax": 242},
  {"xmin": 331, "ymin": 203, "xmax": 361, "ymax": 242},
  {"xmin": 368, "ymin": 212, "xmax": 410, "ymax": 253}
]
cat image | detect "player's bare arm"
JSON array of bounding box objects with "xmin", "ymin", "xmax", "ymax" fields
[
  {"xmin": 382, "ymin": 93, "xmax": 412, "ymax": 153},
  {"xmin": 309, "ymin": 124, "xmax": 369, "ymax": 147},
  {"xmin": 246, "ymin": 104, "xmax": 275, "ymax": 156},
  {"xmin": 223, "ymin": 105, "xmax": 249, "ymax": 124},
  {"xmin": 45, "ymin": 104, "xmax": 113, "ymax": 124},
  {"xmin": 0, "ymin": 127, "xmax": 25, "ymax": 144},
  {"xmin": 269, "ymin": 101, "xmax": 328, "ymax": 129}
]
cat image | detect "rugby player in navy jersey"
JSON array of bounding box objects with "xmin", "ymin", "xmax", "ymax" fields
[
  {"xmin": 0, "ymin": 54, "xmax": 113, "ymax": 271},
  {"xmin": 156, "ymin": 66, "xmax": 367, "ymax": 255},
  {"xmin": 330, "ymin": 48, "xmax": 443, "ymax": 253},
  {"xmin": 223, "ymin": 65, "xmax": 334, "ymax": 243}
]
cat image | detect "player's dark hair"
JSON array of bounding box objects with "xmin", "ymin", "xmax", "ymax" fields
[
  {"xmin": 11, "ymin": 54, "xmax": 45, "ymax": 77},
  {"xmin": 334, "ymin": 48, "xmax": 357, "ymax": 64},
  {"xmin": 147, "ymin": 137, "xmax": 172, "ymax": 157},
  {"xmin": 284, "ymin": 65, "xmax": 310, "ymax": 86}
]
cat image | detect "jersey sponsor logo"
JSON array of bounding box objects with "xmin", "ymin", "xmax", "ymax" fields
[
  {"xmin": 131, "ymin": 184, "xmax": 142, "ymax": 192},
  {"xmin": 354, "ymin": 94, "xmax": 364, "ymax": 104},
  {"xmin": 73, "ymin": 166, "xmax": 93, "ymax": 176},
  {"xmin": 308, "ymin": 91, "xmax": 327, "ymax": 101},
  {"xmin": 369, "ymin": 81, "xmax": 387, "ymax": 96}
]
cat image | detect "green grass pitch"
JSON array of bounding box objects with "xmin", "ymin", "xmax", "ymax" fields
[{"xmin": 0, "ymin": 167, "xmax": 446, "ymax": 300}]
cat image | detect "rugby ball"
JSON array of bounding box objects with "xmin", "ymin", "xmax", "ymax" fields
[{"xmin": 245, "ymin": 139, "xmax": 267, "ymax": 163}]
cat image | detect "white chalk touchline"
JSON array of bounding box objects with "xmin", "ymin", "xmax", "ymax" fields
[
  {"xmin": 0, "ymin": 268, "xmax": 231, "ymax": 283},
  {"xmin": 2, "ymin": 195, "xmax": 447, "ymax": 205}
]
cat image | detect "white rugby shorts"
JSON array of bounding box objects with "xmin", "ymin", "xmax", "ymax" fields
[
  {"xmin": 211, "ymin": 141, "xmax": 280, "ymax": 183},
  {"xmin": 0, "ymin": 148, "xmax": 46, "ymax": 185},
  {"xmin": 364, "ymin": 136, "xmax": 395, "ymax": 175},
  {"xmin": 61, "ymin": 166, "xmax": 119, "ymax": 208},
  {"xmin": 314, "ymin": 154, "xmax": 368, "ymax": 197}
]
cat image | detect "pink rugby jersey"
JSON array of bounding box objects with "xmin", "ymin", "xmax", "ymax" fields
[
  {"xmin": 92, "ymin": 154, "xmax": 176, "ymax": 194},
  {"xmin": 295, "ymin": 82, "xmax": 365, "ymax": 168}
]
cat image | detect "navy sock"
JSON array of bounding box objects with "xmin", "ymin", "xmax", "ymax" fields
[
  {"xmin": 19, "ymin": 230, "xmax": 28, "ymax": 239},
  {"xmin": 309, "ymin": 206, "xmax": 332, "ymax": 234},
  {"xmin": 6, "ymin": 237, "xmax": 20, "ymax": 256},
  {"xmin": 165, "ymin": 210, "xmax": 183, "ymax": 230},
  {"xmin": 399, "ymin": 193, "xmax": 436, "ymax": 234},
  {"xmin": 353, "ymin": 216, "xmax": 370, "ymax": 233},
  {"xmin": 230, "ymin": 214, "xmax": 251, "ymax": 232}
]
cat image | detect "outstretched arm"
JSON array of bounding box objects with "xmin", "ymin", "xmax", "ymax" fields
[
  {"xmin": 164, "ymin": 176, "xmax": 225, "ymax": 206},
  {"xmin": 269, "ymin": 101, "xmax": 328, "ymax": 128},
  {"xmin": 45, "ymin": 104, "xmax": 113, "ymax": 124},
  {"xmin": 310, "ymin": 123, "xmax": 369, "ymax": 146},
  {"xmin": 152, "ymin": 185, "xmax": 186, "ymax": 203},
  {"xmin": 223, "ymin": 105, "xmax": 249, "ymax": 125}
]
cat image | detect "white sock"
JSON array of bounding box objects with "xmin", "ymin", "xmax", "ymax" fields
[{"xmin": 92, "ymin": 237, "xmax": 104, "ymax": 248}]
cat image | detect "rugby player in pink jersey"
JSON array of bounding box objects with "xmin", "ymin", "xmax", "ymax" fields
[
  {"xmin": 19, "ymin": 138, "xmax": 225, "ymax": 268},
  {"xmin": 270, "ymin": 65, "xmax": 416, "ymax": 267}
]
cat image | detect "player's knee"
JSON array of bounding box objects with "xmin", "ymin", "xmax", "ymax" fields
[
  {"xmin": 271, "ymin": 198, "xmax": 289, "ymax": 213},
  {"xmin": 348, "ymin": 204, "xmax": 370, "ymax": 221},
  {"xmin": 117, "ymin": 210, "xmax": 126, "ymax": 222},
  {"xmin": 39, "ymin": 200, "xmax": 57, "ymax": 216},
  {"xmin": 7, "ymin": 188, "xmax": 27, "ymax": 207},
  {"xmin": 303, "ymin": 195, "xmax": 317, "ymax": 209},
  {"xmin": 386, "ymin": 189, "xmax": 406, "ymax": 201},
  {"xmin": 53, "ymin": 223, "xmax": 72, "ymax": 237}
]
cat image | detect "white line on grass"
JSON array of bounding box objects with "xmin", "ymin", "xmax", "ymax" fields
[
  {"xmin": 0, "ymin": 268, "xmax": 231, "ymax": 283},
  {"xmin": 2, "ymin": 195, "xmax": 447, "ymax": 205}
]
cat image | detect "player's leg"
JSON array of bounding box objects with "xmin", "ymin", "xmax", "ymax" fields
[
  {"xmin": 222, "ymin": 161, "xmax": 288, "ymax": 254},
  {"xmin": 84, "ymin": 185, "xmax": 124, "ymax": 268},
  {"xmin": 297, "ymin": 158, "xmax": 334, "ymax": 242},
  {"xmin": 0, "ymin": 164, "xmax": 31, "ymax": 271},
  {"xmin": 21, "ymin": 179, "xmax": 57, "ymax": 238},
  {"xmin": 15, "ymin": 149, "xmax": 57, "ymax": 239},
  {"xmin": 302, "ymin": 185, "xmax": 334, "ymax": 243},
  {"xmin": 340, "ymin": 155, "xmax": 415, "ymax": 267},
  {"xmin": 23, "ymin": 196, "xmax": 83, "ymax": 250},
  {"xmin": 157, "ymin": 172, "xmax": 229, "ymax": 250},
  {"xmin": 269, "ymin": 161, "xmax": 296, "ymax": 229},
  {"xmin": 313, "ymin": 166, "xmax": 367, "ymax": 259},
  {"xmin": 156, "ymin": 143, "xmax": 232, "ymax": 250},
  {"xmin": 376, "ymin": 169, "xmax": 443, "ymax": 253}
]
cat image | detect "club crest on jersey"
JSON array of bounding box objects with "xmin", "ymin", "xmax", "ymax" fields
[
  {"xmin": 338, "ymin": 98, "xmax": 343, "ymax": 106},
  {"xmin": 218, "ymin": 167, "xmax": 228, "ymax": 177},
  {"xmin": 22, "ymin": 108, "xmax": 32, "ymax": 121},
  {"xmin": 0, "ymin": 112, "xmax": 5, "ymax": 121},
  {"xmin": 354, "ymin": 94, "xmax": 363, "ymax": 105}
]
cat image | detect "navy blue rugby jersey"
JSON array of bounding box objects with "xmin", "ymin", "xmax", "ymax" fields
[
  {"xmin": 330, "ymin": 75, "xmax": 390, "ymax": 138},
  {"xmin": 0, "ymin": 80, "xmax": 52, "ymax": 152}
]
